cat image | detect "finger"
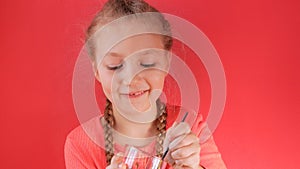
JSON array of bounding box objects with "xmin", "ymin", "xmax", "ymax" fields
[
  {"xmin": 120, "ymin": 164, "xmax": 127, "ymax": 169},
  {"xmin": 171, "ymin": 133, "xmax": 199, "ymax": 151},
  {"xmin": 165, "ymin": 155, "xmax": 175, "ymax": 167},
  {"xmin": 163, "ymin": 122, "xmax": 188, "ymax": 152},
  {"xmin": 171, "ymin": 142, "xmax": 200, "ymax": 159},
  {"xmin": 191, "ymin": 116, "xmax": 204, "ymax": 137},
  {"xmin": 168, "ymin": 134, "xmax": 187, "ymax": 150},
  {"xmin": 114, "ymin": 153, "xmax": 124, "ymax": 163},
  {"xmin": 172, "ymin": 122, "xmax": 191, "ymax": 136},
  {"xmin": 109, "ymin": 153, "xmax": 124, "ymax": 168},
  {"xmin": 191, "ymin": 115, "xmax": 202, "ymax": 132},
  {"xmin": 174, "ymin": 153, "xmax": 200, "ymax": 169},
  {"xmin": 166, "ymin": 122, "xmax": 191, "ymax": 143},
  {"xmin": 164, "ymin": 123, "xmax": 192, "ymax": 165},
  {"xmin": 193, "ymin": 123, "xmax": 204, "ymax": 138}
]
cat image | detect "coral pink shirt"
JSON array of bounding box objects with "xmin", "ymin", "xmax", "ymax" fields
[{"xmin": 64, "ymin": 105, "xmax": 227, "ymax": 168}]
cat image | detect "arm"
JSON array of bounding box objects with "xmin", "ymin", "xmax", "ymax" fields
[
  {"xmin": 192, "ymin": 116, "xmax": 227, "ymax": 169},
  {"xmin": 64, "ymin": 136, "xmax": 96, "ymax": 169}
]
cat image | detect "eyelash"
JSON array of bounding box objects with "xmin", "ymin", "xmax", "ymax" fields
[
  {"xmin": 107, "ymin": 63, "xmax": 156, "ymax": 71},
  {"xmin": 107, "ymin": 64, "xmax": 123, "ymax": 70},
  {"xmin": 140, "ymin": 63, "xmax": 156, "ymax": 68}
]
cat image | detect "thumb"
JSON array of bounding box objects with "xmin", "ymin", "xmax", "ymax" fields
[
  {"xmin": 163, "ymin": 122, "xmax": 177, "ymax": 152},
  {"xmin": 107, "ymin": 153, "xmax": 125, "ymax": 169}
]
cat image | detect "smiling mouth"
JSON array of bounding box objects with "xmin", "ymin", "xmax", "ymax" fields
[{"xmin": 128, "ymin": 90, "xmax": 149, "ymax": 98}]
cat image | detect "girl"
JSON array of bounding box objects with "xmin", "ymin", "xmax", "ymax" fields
[{"xmin": 65, "ymin": 0, "xmax": 226, "ymax": 168}]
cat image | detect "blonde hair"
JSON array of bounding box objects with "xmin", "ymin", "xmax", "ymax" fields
[{"xmin": 85, "ymin": 0, "xmax": 173, "ymax": 62}]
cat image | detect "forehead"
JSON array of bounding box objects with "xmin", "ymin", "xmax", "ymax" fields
[
  {"xmin": 92, "ymin": 14, "xmax": 168, "ymax": 63},
  {"xmin": 107, "ymin": 34, "xmax": 165, "ymax": 58}
]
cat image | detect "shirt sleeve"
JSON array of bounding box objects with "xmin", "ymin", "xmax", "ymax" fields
[
  {"xmin": 166, "ymin": 105, "xmax": 227, "ymax": 168},
  {"xmin": 64, "ymin": 134, "xmax": 97, "ymax": 169},
  {"xmin": 64, "ymin": 116, "xmax": 108, "ymax": 169},
  {"xmin": 192, "ymin": 115, "xmax": 227, "ymax": 169}
]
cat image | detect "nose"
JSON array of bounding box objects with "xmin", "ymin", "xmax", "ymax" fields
[{"xmin": 119, "ymin": 63, "xmax": 142, "ymax": 86}]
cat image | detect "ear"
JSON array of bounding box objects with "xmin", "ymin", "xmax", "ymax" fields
[
  {"xmin": 92, "ymin": 61, "xmax": 101, "ymax": 83},
  {"xmin": 94, "ymin": 70, "xmax": 101, "ymax": 83}
]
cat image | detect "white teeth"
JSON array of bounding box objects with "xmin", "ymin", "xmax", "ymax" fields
[{"xmin": 130, "ymin": 90, "xmax": 145, "ymax": 96}]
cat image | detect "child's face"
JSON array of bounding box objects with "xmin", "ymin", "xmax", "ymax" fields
[{"xmin": 95, "ymin": 34, "xmax": 170, "ymax": 122}]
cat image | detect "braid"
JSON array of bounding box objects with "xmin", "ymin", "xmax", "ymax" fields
[
  {"xmin": 103, "ymin": 99, "xmax": 114, "ymax": 165},
  {"xmin": 155, "ymin": 99, "xmax": 167, "ymax": 157}
]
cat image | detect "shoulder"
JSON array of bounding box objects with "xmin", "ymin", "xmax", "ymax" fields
[
  {"xmin": 65, "ymin": 116, "xmax": 105, "ymax": 147},
  {"xmin": 64, "ymin": 116, "xmax": 106, "ymax": 159},
  {"xmin": 64, "ymin": 116, "xmax": 107, "ymax": 168}
]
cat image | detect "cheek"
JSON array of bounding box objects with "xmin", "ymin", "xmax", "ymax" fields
[
  {"xmin": 98, "ymin": 71, "xmax": 113, "ymax": 95},
  {"xmin": 147, "ymin": 71, "xmax": 166, "ymax": 89}
]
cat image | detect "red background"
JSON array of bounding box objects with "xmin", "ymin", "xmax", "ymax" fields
[{"xmin": 1, "ymin": 0, "xmax": 299, "ymax": 168}]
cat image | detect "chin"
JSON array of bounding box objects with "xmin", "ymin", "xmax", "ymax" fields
[{"xmin": 116, "ymin": 102, "xmax": 158, "ymax": 123}]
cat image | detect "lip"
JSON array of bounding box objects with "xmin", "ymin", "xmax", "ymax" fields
[{"xmin": 124, "ymin": 90, "xmax": 149, "ymax": 98}]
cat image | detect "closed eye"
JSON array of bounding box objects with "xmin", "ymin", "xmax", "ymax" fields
[
  {"xmin": 141, "ymin": 63, "xmax": 156, "ymax": 68},
  {"xmin": 107, "ymin": 64, "xmax": 123, "ymax": 70}
]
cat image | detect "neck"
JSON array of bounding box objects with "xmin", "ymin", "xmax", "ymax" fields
[{"xmin": 112, "ymin": 107, "xmax": 158, "ymax": 139}]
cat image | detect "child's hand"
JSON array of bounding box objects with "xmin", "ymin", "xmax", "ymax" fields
[
  {"xmin": 106, "ymin": 153, "xmax": 127, "ymax": 169},
  {"xmin": 163, "ymin": 122, "xmax": 201, "ymax": 169}
]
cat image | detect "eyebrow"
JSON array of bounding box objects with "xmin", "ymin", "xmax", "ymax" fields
[
  {"xmin": 106, "ymin": 52, "xmax": 123, "ymax": 57},
  {"xmin": 106, "ymin": 49, "xmax": 163, "ymax": 58},
  {"xmin": 136, "ymin": 50, "xmax": 162, "ymax": 56}
]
